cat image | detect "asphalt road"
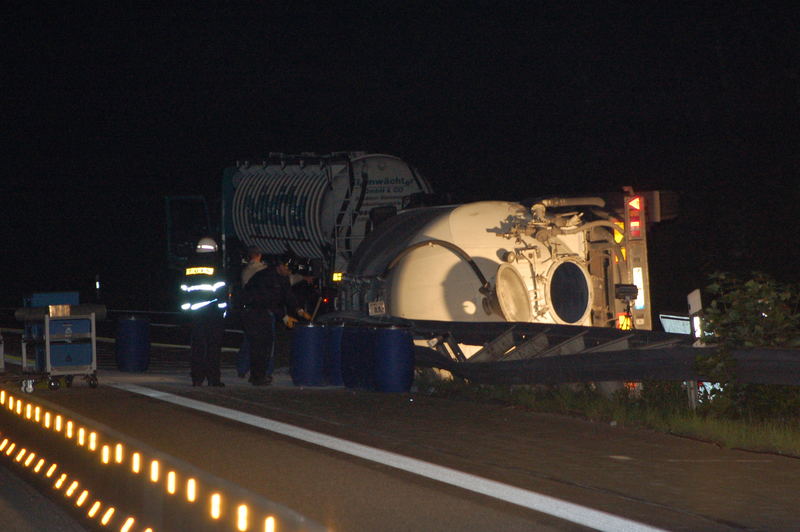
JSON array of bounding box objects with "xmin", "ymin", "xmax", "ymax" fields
[
  {"xmin": 0, "ymin": 461, "xmax": 88, "ymax": 531},
  {"xmin": 2, "ymin": 366, "xmax": 799, "ymax": 531},
  {"xmin": 2, "ymin": 319, "xmax": 800, "ymax": 530}
]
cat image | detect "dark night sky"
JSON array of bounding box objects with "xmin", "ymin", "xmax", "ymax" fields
[{"xmin": 2, "ymin": 4, "xmax": 799, "ymax": 317}]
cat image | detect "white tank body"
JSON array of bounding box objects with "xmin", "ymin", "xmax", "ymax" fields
[{"xmin": 346, "ymin": 200, "xmax": 603, "ymax": 325}]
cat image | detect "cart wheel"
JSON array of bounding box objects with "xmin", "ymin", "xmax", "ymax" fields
[
  {"xmin": 48, "ymin": 378, "xmax": 60, "ymax": 391},
  {"xmin": 65, "ymin": 375, "xmax": 74, "ymax": 388},
  {"xmin": 88, "ymin": 376, "xmax": 98, "ymax": 389}
]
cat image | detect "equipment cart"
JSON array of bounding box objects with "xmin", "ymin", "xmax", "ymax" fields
[{"xmin": 20, "ymin": 313, "xmax": 98, "ymax": 392}]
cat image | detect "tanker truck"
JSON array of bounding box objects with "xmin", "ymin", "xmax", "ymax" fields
[
  {"xmin": 168, "ymin": 151, "xmax": 669, "ymax": 332},
  {"xmin": 340, "ymin": 190, "xmax": 667, "ymax": 331}
]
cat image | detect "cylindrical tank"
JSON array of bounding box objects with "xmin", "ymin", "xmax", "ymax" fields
[
  {"xmin": 115, "ymin": 316, "xmax": 150, "ymax": 372},
  {"xmin": 229, "ymin": 153, "xmax": 432, "ymax": 271},
  {"xmin": 340, "ymin": 325, "xmax": 376, "ymax": 390},
  {"xmin": 345, "ymin": 200, "xmax": 599, "ymax": 326},
  {"xmin": 373, "ymin": 326, "xmax": 415, "ymax": 393},
  {"xmin": 290, "ymin": 323, "xmax": 326, "ymax": 386},
  {"xmin": 324, "ymin": 324, "xmax": 345, "ymax": 386}
]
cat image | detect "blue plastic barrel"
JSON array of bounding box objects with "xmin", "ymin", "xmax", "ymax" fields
[
  {"xmin": 340, "ymin": 326, "xmax": 376, "ymax": 390},
  {"xmin": 374, "ymin": 326, "xmax": 415, "ymax": 392},
  {"xmin": 290, "ymin": 323, "xmax": 326, "ymax": 386},
  {"xmin": 324, "ymin": 324, "xmax": 345, "ymax": 386},
  {"xmin": 115, "ymin": 316, "xmax": 150, "ymax": 372}
]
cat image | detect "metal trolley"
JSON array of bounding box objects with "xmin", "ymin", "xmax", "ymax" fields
[{"xmin": 20, "ymin": 312, "xmax": 99, "ymax": 392}]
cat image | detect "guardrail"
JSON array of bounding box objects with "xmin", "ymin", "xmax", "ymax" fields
[
  {"xmin": 414, "ymin": 345, "xmax": 800, "ymax": 387},
  {"xmin": 0, "ymin": 389, "xmax": 323, "ymax": 531}
]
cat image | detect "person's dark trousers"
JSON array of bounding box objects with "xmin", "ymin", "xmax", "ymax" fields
[
  {"xmin": 190, "ymin": 309, "xmax": 224, "ymax": 384},
  {"xmin": 242, "ymin": 309, "xmax": 275, "ymax": 382},
  {"xmin": 236, "ymin": 337, "xmax": 251, "ymax": 377}
]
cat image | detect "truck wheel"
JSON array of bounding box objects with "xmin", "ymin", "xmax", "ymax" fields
[
  {"xmin": 48, "ymin": 378, "xmax": 60, "ymax": 391},
  {"xmin": 88, "ymin": 376, "xmax": 98, "ymax": 389}
]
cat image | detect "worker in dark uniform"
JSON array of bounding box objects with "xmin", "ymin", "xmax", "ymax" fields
[
  {"xmin": 180, "ymin": 236, "xmax": 227, "ymax": 387},
  {"xmin": 290, "ymin": 259, "xmax": 321, "ymax": 322},
  {"xmin": 240, "ymin": 254, "xmax": 305, "ymax": 385},
  {"xmin": 235, "ymin": 246, "xmax": 267, "ymax": 378}
]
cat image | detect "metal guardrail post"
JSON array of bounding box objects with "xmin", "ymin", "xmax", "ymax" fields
[{"xmin": 686, "ymin": 380, "xmax": 698, "ymax": 411}]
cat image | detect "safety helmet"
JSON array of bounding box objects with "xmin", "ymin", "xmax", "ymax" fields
[{"xmin": 196, "ymin": 237, "xmax": 218, "ymax": 253}]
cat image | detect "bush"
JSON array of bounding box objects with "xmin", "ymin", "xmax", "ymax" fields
[{"xmin": 698, "ymin": 272, "xmax": 800, "ymax": 422}]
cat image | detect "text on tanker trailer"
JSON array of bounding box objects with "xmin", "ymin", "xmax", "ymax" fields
[{"xmin": 220, "ymin": 152, "xmax": 434, "ymax": 279}]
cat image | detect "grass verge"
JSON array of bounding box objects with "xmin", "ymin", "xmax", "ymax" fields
[{"xmin": 416, "ymin": 372, "xmax": 800, "ymax": 458}]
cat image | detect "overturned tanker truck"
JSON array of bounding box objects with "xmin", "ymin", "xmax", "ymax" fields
[
  {"xmin": 341, "ymin": 191, "xmax": 674, "ymax": 332},
  {"xmin": 338, "ymin": 188, "xmax": 685, "ymax": 369},
  {"xmin": 218, "ymin": 152, "xmax": 676, "ymax": 342}
]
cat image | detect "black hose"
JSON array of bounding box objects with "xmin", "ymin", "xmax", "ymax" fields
[{"xmin": 380, "ymin": 239, "xmax": 491, "ymax": 293}]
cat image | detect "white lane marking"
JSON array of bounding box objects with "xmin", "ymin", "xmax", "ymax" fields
[
  {"xmin": 111, "ymin": 382, "xmax": 665, "ymax": 532},
  {"xmin": 666, "ymin": 459, "xmax": 771, "ymax": 463},
  {"xmin": 609, "ymin": 455, "xmax": 634, "ymax": 461}
]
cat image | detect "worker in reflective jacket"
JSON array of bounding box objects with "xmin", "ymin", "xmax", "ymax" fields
[{"xmin": 180, "ymin": 236, "xmax": 227, "ymax": 387}]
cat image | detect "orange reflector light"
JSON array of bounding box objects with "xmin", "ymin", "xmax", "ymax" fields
[
  {"xmin": 150, "ymin": 460, "xmax": 160, "ymax": 483},
  {"xmin": 87, "ymin": 501, "xmax": 101, "ymax": 518},
  {"xmin": 66, "ymin": 480, "xmax": 79, "ymax": 497},
  {"xmin": 187, "ymin": 478, "xmax": 197, "ymax": 502},
  {"xmin": 101, "ymin": 507, "xmax": 115, "ymax": 525},
  {"xmin": 167, "ymin": 471, "xmax": 177, "ymax": 494},
  {"xmin": 121, "ymin": 517, "xmax": 135, "ymax": 532},
  {"xmin": 210, "ymin": 493, "xmax": 222, "ymax": 519},
  {"xmin": 237, "ymin": 504, "xmax": 248, "ymax": 531},
  {"xmin": 76, "ymin": 490, "xmax": 89, "ymax": 507}
]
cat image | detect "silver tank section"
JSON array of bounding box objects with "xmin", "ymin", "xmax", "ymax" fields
[
  {"xmin": 344, "ymin": 198, "xmax": 621, "ymax": 326},
  {"xmin": 229, "ymin": 153, "xmax": 432, "ymax": 271}
]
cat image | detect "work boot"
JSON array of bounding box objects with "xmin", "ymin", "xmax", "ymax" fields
[{"xmin": 251, "ymin": 375, "xmax": 272, "ymax": 386}]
